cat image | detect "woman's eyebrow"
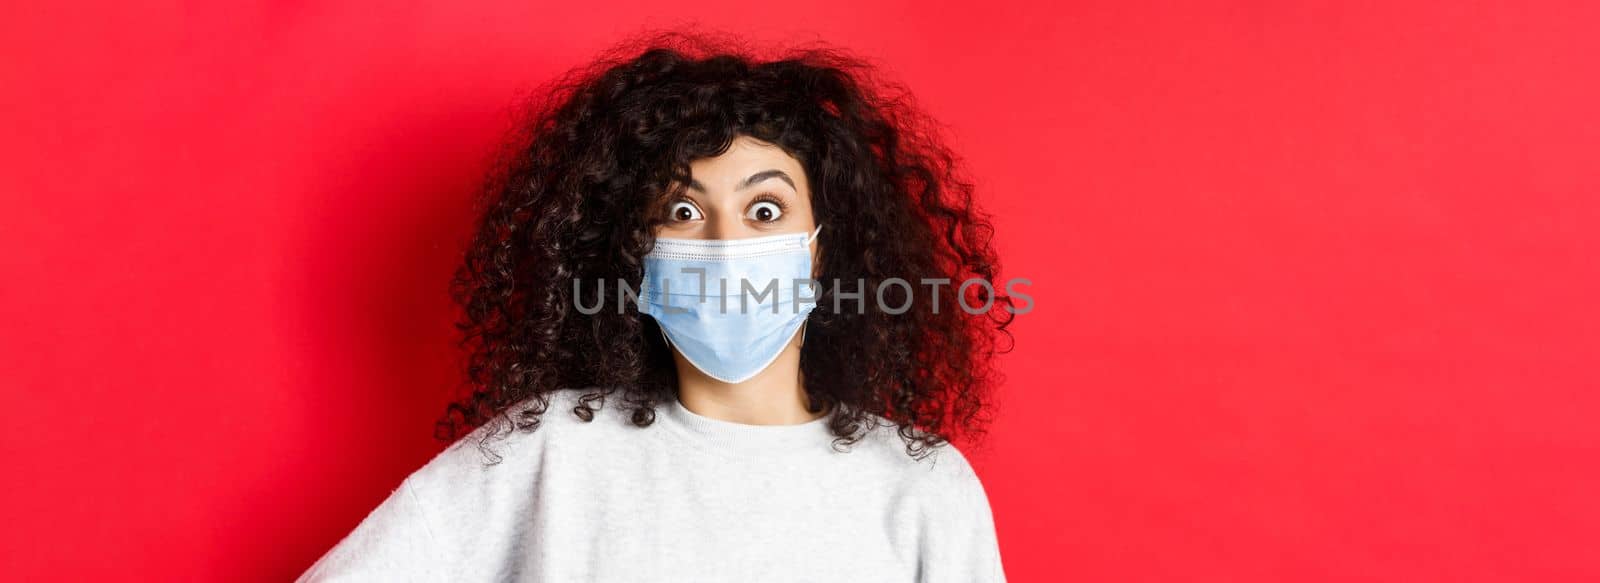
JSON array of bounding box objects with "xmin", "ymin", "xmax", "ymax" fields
[{"xmin": 685, "ymin": 169, "xmax": 796, "ymax": 193}]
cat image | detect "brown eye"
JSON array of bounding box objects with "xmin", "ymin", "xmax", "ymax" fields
[
  {"xmin": 747, "ymin": 201, "xmax": 783, "ymax": 222},
  {"xmin": 669, "ymin": 200, "xmax": 703, "ymax": 222}
]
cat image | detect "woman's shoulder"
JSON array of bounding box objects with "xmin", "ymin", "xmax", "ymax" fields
[
  {"xmin": 850, "ymin": 414, "xmax": 1001, "ymax": 555},
  {"xmin": 403, "ymin": 387, "xmax": 628, "ymax": 487},
  {"xmin": 850, "ymin": 418, "xmax": 1005, "ymax": 580},
  {"xmin": 846, "ymin": 411, "xmax": 991, "ymax": 496}
]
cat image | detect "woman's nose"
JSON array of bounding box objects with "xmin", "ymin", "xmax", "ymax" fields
[{"xmin": 703, "ymin": 211, "xmax": 745, "ymax": 240}]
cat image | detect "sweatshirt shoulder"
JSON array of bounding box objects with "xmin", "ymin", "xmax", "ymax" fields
[
  {"xmin": 403, "ymin": 388, "xmax": 625, "ymax": 489},
  {"xmin": 851, "ymin": 416, "xmax": 1006, "ymax": 581},
  {"xmin": 849, "ymin": 412, "xmax": 987, "ymax": 491}
]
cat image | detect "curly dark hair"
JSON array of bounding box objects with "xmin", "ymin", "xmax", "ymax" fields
[{"xmin": 435, "ymin": 28, "xmax": 1016, "ymax": 463}]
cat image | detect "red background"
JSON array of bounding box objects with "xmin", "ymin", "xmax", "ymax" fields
[{"xmin": 3, "ymin": 1, "xmax": 1597, "ymax": 581}]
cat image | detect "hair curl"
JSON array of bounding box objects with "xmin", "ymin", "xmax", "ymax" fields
[{"xmin": 436, "ymin": 29, "xmax": 1015, "ymax": 463}]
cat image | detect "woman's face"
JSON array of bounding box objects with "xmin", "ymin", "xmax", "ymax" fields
[{"xmin": 657, "ymin": 135, "xmax": 817, "ymax": 243}]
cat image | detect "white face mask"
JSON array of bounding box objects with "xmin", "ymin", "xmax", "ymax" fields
[{"xmin": 638, "ymin": 225, "xmax": 823, "ymax": 384}]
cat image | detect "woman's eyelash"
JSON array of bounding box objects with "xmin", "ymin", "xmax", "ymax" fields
[
  {"xmin": 751, "ymin": 194, "xmax": 789, "ymax": 211},
  {"xmin": 666, "ymin": 197, "xmax": 699, "ymax": 217}
]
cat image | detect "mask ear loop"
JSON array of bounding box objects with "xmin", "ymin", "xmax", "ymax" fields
[
  {"xmin": 800, "ymin": 224, "xmax": 821, "ymax": 348},
  {"xmin": 801, "ymin": 225, "xmax": 821, "ymax": 347}
]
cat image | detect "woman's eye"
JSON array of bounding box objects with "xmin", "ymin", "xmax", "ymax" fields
[
  {"xmin": 669, "ymin": 201, "xmax": 703, "ymax": 222},
  {"xmin": 747, "ymin": 201, "xmax": 784, "ymax": 222}
]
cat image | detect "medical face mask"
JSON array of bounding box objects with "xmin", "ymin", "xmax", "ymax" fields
[{"xmin": 638, "ymin": 225, "xmax": 823, "ymax": 384}]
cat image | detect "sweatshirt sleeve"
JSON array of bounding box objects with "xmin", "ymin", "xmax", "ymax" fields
[
  {"xmin": 296, "ymin": 477, "xmax": 444, "ymax": 582},
  {"xmin": 919, "ymin": 452, "xmax": 1008, "ymax": 583}
]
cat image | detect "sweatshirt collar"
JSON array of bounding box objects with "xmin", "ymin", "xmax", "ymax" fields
[{"xmin": 659, "ymin": 393, "xmax": 839, "ymax": 457}]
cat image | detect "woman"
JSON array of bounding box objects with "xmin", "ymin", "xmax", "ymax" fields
[{"xmin": 299, "ymin": 30, "xmax": 1017, "ymax": 582}]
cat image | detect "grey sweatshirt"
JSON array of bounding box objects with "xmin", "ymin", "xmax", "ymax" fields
[{"xmin": 297, "ymin": 387, "xmax": 1007, "ymax": 582}]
